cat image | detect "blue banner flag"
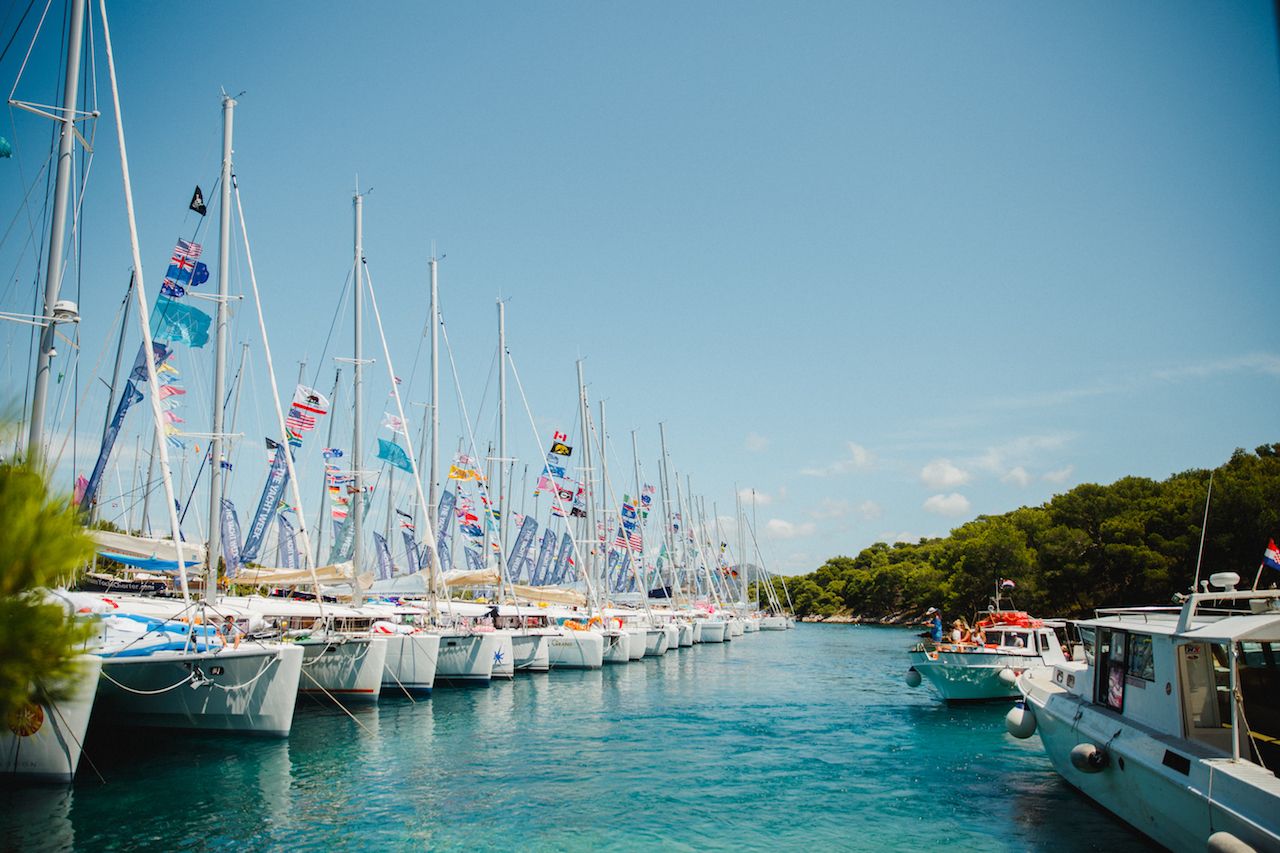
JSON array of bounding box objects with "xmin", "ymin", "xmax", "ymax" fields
[
  {"xmin": 80, "ymin": 342, "xmax": 168, "ymax": 514},
  {"xmin": 220, "ymin": 499, "xmax": 243, "ymax": 578},
  {"xmin": 550, "ymin": 531, "xmax": 575, "ymax": 584},
  {"xmin": 376, "ymin": 438, "xmax": 413, "ymax": 473},
  {"xmin": 403, "ymin": 529, "xmax": 421, "ymax": 575},
  {"xmin": 530, "ymin": 529, "xmax": 557, "ymax": 586},
  {"xmin": 241, "ymin": 442, "xmax": 289, "ymax": 562},
  {"xmin": 464, "ymin": 545, "xmax": 483, "ymax": 572},
  {"xmin": 277, "ymin": 514, "xmax": 299, "ymax": 569},
  {"xmin": 372, "ymin": 532, "xmax": 395, "ymax": 581},
  {"xmin": 506, "ymin": 515, "xmax": 537, "ymax": 581}
]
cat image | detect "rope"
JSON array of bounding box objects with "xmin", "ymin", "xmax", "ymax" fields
[
  {"xmin": 99, "ymin": 667, "xmax": 194, "ymax": 695},
  {"xmin": 298, "ymin": 667, "xmax": 373, "ymax": 735},
  {"xmin": 207, "ymin": 652, "xmax": 280, "ymax": 692},
  {"xmin": 46, "ymin": 686, "xmax": 105, "ymax": 784}
]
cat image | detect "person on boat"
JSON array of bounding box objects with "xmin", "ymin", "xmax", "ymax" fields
[
  {"xmin": 221, "ymin": 615, "xmax": 242, "ymax": 648},
  {"xmin": 922, "ymin": 608, "xmax": 943, "ymax": 644},
  {"xmin": 957, "ymin": 619, "xmax": 973, "ymax": 645},
  {"xmin": 972, "ymin": 624, "xmax": 987, "ymax": 646},
  {"xmin": 950, "ymin": 620, "xmax": 965, "ymax": 644}
]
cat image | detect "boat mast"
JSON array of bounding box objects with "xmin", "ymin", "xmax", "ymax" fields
[
  {"xmin": 27, "ymin": 0, "xmax": 86, "ymax": 468},
  {"xmin": 314, "ymin": 368, "xmax": 340, "ymax": 565},
  {"xmin": 427, "ymin": 255, "xmax": 439, "ymax": 561},
  {"xmin": 630, "ymin": 429, "xmax": 644, "ymax": 595},
  {"xmin": 497, "ymin": 299, "xmax": 508, "ymax": 589},
  {"xmin": 351, "ymin": 190, "xmax": 364, "ymax": 603},
  {"xmin": 205, "ymin": 94, "xmax": 235, "ymax": 603},
  {"xmin": 576, "ymin": 360, "xmax": 598, "ymax": 610},
  {"xmin": 658, "ymin": 422, "xmax": 681, "ymax": 604}
]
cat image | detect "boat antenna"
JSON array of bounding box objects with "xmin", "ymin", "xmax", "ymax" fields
[{"xmin": 1191, "ymin": 470, "xmax": 1214, "ymax": 593}]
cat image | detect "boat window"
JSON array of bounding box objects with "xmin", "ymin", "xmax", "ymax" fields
[
  {"xmin": 1095, "ymin": 628, "xmax": 1126, "ymax": 712},
  {"xmin": 1126, "ymin": 634, "xmax": 1155, "ymax": 682},
  {"xmin": 985, "ymin": 631, "xmax": 1003, "ymax": 646}
]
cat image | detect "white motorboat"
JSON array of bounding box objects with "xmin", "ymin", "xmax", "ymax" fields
[
  {"xmin": 906, "ymin": 610, "xmax": 1070, "ymax": 702},
  {"xmin": 1008, "ymin": 574, "xmax": 1280, "ymax": 852}
]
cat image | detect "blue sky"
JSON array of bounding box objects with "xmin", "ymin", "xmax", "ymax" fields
[{"xmin": 2, "ymin": 1, "xmax": 1278, "ymax": 574}]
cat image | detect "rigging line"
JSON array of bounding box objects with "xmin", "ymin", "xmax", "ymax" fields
[
  {"xmin": 307, "ymin": 266, "xmax": 353, "ymax": 391},
  {"xmin": 0, "ymin": 0, "xmax": 40, "ymax": 68},
  {"xmin": 5, "ymin": 0, "xmax": 52, "ymax": 103}
]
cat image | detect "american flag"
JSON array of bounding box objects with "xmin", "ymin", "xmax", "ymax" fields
[
  {"xmin": 174, "ymin": 238, "xmax": 202, "ymax": 260},
  {"xmin": 613, "ymin": 530, "xmax": 642, "ymax": 550},
  {"xmin": 285, "ymin": 407, "xmax": 316, "ymax": 432}
]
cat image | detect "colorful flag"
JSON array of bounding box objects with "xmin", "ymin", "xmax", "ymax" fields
[
  {"xmin": 377, "ymin": 438, "xmax": 414, "ymax": 473},
  {"xmin": 1264, "ymin": 539, "xmax": 1280, "ymax": 572},
  {"xmin": 285, "ymin": 407, "xmax": 316, "ymax": 432},
  {"xmin": 549, "ymin": 441, "xmax": 572, "ymax": 456},
  {"xmin": 381, "ymin": 412, "xmax": 407, "ymax": 434},
  {"xmin": 293, "ymin": 384, "xmax": 329, "ymax": 415},
  {"xmin": 322, "ymin": 447, "xmax": 343, "ymax": 459},
  {"xmin": 552, "ymin": 430, "xmax": 568, "ymax": 443}
]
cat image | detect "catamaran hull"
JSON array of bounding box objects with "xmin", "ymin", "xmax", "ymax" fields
[
  {"xmin": 1, "ymin": 656, "xmax": 101, "ymax": 783},
  {"xmin": 1021, "ymin": 673, "xmax": 1280, "ymax": 852},
  {"xmin": 381, "ymin": 633, "xmax": 440, "ymax": 694},
  {"xmin": 626, "ymin": 629, "xmax": 646, "ymax": 660},
  {"xmin": 908, "ymin": 650, "xmax": 1041, "ymax": 702},
  {"xmin": 95, "ymin": 644, "xmax": 303, "ymax": 736},
  {"xmin": 744, "ymin": 618, "xmax": 760, "ymax": 633},
  {"xmin": 489, "ymin": 632, "xmax": 515, "ymax": 679},
  {"xmin": 602, "ymin": 630, "xmax": 631, "ymax": 664},
  {"xmin": 546, "ymin": 631, "xmax": 604, "ymax": 669},
  {"xmin": 435, "ymin": 634, "xmax": 498, "ymax": 685},
  {"xmin": 759, "ymin": 616, "xmax": 788, "ymax": 631},
  {"xmin": 298, "ymin": 637, "xmax": 387, "ymax": 701},
  {"xmin": 728, "ymin": 620, "xmax": 745, "ymax": 638},
  {"xmin": 677, "ymin": 623, "xmax": 694, "ymax": 646},
  {"xmin": 662, "ymin": 624, "xmax": 680, "ymax": 651},
  {"xmin": 700, "ymin": 622, "xmax": 728, "ymax": 643},
  {"xmin": 643, "ymin": 629, "xmax": 668, "ymax": 656},
  {"xmin": 691, "ymin": 621, "xmax": 704, "ymax": 643},
  {"xmin": 510, "ymin": 633, "xmax": 550, "ymax": 672}
]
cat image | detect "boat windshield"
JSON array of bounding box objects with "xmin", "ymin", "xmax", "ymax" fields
[{"xmin": 987, "ymin": 629, "xmax": 1031, "ymax": 649}]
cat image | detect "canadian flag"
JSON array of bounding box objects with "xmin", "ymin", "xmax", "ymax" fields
[{"xmin": 553, "ymin": 430, "xmax": 568, "ymax": 443}]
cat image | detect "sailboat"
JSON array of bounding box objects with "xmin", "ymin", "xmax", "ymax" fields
[{"xmin": 88, "ymin": 91, "xmax": 306, "ymax": 734}]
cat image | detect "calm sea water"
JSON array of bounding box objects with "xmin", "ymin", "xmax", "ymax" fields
[{"xmin": 2, "ymin": 625, "xmax": 1153, "ymax": 852}]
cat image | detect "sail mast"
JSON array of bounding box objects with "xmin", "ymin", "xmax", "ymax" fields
[
  {"xmin": 428, "ymin": 255, "xmax": 439, "ymax": 558},
  {"xmin": 205, "ymin": 94, "xmax": 234, "ymax": 603},
  {"xmin": 351, "ymin": 190, "xmax": 364, "ymax": 602},
  {"xmin": 27, "ymin": 0, "xmax": 87, "ymax": 468},
  {"xmin": 498, "ymin": 299, "xmax": 508, "ymax": 584}
]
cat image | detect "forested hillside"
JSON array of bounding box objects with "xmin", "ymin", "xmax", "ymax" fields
[{"xmin": 767, "ymin": 445, "xmax": 1280, "ymax": 621}]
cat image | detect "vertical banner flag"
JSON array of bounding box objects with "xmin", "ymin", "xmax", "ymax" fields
[
  {"xmin": 530, "ymin": 529, "xmax": 557, "ymax": 586},
  {"xmin": 550, "ymin": 531, "xmax": 575, "ymax": 584},
  {"xmin": 507, "ymin": 515, "xmax": 538, "ymax": 581},
  {"xmin": 277, "ymin": 514, "xmax": 299, "ymax": 569},
  {"xmin": 463, "ymin": 546, "xmax": 483, "ymax": 571},
  {"xmin": 403, "ymin": 529, "xmax": 421, "ymax": 575},
  {"xmin": 241, "ymin": 440, "xmax": 290, "ymax": 561},
  {"xmin": 372, "ymin": 532, "xmax": 394, "ymax": 581},
  {"xmin": 220, "ymin": 498, "xmax": 243, "ymax": 579}
]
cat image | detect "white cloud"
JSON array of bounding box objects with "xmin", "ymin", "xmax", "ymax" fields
[
  {"xmin": 880, "ymin": 531, "xmax": 920, "ymax": 544},
  {"xmin": 764, "ymin": 518, "xmax": 818, "ymax": 540},
  {"xmin": 923, "ymin": 493, "xmax": 971, "ymax": 517},
  {"xmin": 800, "ymin": 442, "xmax": 874, "ymax": 477},
  {"xmin": 1043, "ymin": 465, "xmax": 1074, "ymax": 484},
  {"xmin": 858, "ymin": 500, "xmax": 883, "ymax": 520},
  {"xmin": 743, "ymin": 432, "xmax": 769, "ymax": 452},
  {"xmin": 738, "ymin": 487, "xmax": 773, "ymax": 506},
  {"xmin": 972, "ymin": 434, "xmax": 1072, "ymax": 474},
  {"xmin": 809, "ymin": 498, "xmax": 852, "ymax": 520},
  {"xmin": 1153, "ymin": 353, "xmax": 1280, "ymax": 381},
  {"xmin": 1002, "ymin": 466, "xmax": 1031, "ymax": 487},
  {"xmin": 920, "ymin": 458, "xmax": 970, "ymax": 489}
]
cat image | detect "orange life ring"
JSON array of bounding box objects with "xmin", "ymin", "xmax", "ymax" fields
[{"xmin": 587, "ymin": 616, "xmax": 603, "ymax": 629}]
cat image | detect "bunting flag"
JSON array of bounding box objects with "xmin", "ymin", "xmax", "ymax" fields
[
  {"xmin": 220, "ymin": 498, "xmax": 243, "ymax": 578},
  {"xmin": 464, "ymin": 545, "xmax": 484, "ymax": 572},
  {"xmin": 549, "ymin": 441, "xmax": 572, "ymax": 456},
  {"xmin": 372, "ymin": 532, "xmax": 395, "ymax": 581},
  {"xmin": 158, "ymin": 238, "xmax": 209, "ymax": 299},
  {"xmin": 377, "ymin": 438, "xmax": 414, "ymax": 473},
  {"xmin": 276, "ymin": 514, "xmax": 299, "ymax": 569}
]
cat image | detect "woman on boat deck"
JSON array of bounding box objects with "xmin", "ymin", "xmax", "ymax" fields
[{"xmin": 922, "ymin": 608, "xmax": 943, "ymax": 644}]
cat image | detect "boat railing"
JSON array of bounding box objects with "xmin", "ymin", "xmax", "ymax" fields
[{"xmin": 1092, "ymin": 606, "xmax": 1182, "ymax": 622}]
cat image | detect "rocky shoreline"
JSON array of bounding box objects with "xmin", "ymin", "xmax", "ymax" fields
[{"xmin": 800, "ymin": 610, "xmax": 924, "ymax": 626}]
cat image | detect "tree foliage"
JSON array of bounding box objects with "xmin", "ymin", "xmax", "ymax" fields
[
  {"xmin": 0, "ymin": 463, "xmax": 96, "ymax": 718},
  {"xmin": 779, "ymin": 445, "xmax": 1280, "ymax": 621}
]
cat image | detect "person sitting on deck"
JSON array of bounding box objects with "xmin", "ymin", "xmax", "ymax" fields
[
  {"xmin": 221, "ymin": 615, "xmax": 242, "ymax": 648},
  {"xmin": 958, "ymin": 619, "xmax": 973, "ymax": 645},
  {"xmin": 973, "ymin": 624, "xmax": 987, "ymax": 646}
]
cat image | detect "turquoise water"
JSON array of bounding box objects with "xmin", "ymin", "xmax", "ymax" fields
[{"xmin": 2, "ymin": 625, "xmax": 1153, "ymax": 851}]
